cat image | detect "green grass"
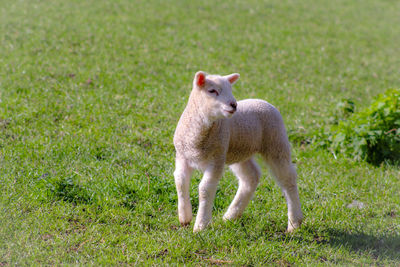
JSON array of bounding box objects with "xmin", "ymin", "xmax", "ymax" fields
[{"xmin": 1, "ymin": 0, "xmax": 399, "ymax": 265}]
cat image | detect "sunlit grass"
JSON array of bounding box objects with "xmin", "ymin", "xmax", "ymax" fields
[{"xmin": 0, "ymin": 0, "xmax": 399, "ymax": 265}]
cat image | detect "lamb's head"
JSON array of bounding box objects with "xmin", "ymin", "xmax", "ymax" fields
[{"xmin": 192, "ymin": 71, "xmax": 240, "ymax": 120}]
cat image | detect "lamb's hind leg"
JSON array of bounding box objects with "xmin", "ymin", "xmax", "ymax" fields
[
  {"xmin": 267, "ymin": 158, "xmax": 303, "ymax": 232},
  {"xmin": 223, "ymin": 158, "xmax": 261, "ymax": 221}
]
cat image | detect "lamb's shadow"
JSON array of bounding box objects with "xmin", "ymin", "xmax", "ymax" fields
[{"xmin": 296, "ymin": 226, "xmax": 400, "ymax": 261}]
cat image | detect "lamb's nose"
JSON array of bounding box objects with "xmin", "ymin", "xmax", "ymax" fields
[{"xmin": 230, "ymin": 102, "xmax": 237, "ymax": 110}]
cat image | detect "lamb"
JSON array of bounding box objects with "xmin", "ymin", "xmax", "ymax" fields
[{"xmin": 173, "ymin": 71, "xmax": 303, "ymax": 232}]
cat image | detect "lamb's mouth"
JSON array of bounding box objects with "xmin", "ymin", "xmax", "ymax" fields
[{"xmin": 224, "ymin": 109, "xmax": 236, "ymax": 115}]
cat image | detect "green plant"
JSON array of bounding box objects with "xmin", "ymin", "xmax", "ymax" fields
[{"xmin": 318, "ymin": 89, "xmax": 400, "ymax": 165}]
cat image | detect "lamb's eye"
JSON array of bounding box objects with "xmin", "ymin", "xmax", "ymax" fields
[{"xmin": 208, "ymin": 89, "xmax": 219, "ymax": 96}]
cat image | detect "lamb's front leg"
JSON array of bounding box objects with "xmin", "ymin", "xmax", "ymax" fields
[
  {"xmin": 174, "ymin": 158, "xmax": 194, "ymax": 226},
  {"xmin": 193, "ymin": 164, "xmax": 224, "ymax": 232}
]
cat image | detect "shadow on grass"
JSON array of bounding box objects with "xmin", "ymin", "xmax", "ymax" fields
[
  {"xmin": 325, "ymin": 228, "xmax": 400, "ymax": 260},
  {"xmin": 292, "ymin": 226, "xmax": 400, "ymax": 261}
]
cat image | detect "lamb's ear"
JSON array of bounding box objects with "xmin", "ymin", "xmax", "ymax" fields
[
  {"xmin": 194, "ymin": 71, "xmax": 207, "ymax": 88},
  {"xmin": 225, "ymin": 73, "xmax": 240, "ymax": 85}
]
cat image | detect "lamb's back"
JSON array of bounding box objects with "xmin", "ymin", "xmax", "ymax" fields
[{"xmin": 226, "ymin": 99, "xmax": 287, "ymax": 164}]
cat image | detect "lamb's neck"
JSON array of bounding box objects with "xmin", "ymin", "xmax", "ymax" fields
[{"xmin": 183, "ymin": 100, "xmax": 221, "ymax": 146}]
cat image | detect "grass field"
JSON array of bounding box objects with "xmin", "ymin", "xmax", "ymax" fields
[{"xmin": 1, "ymin": 0, "xmax": 399, "ymax": 265}]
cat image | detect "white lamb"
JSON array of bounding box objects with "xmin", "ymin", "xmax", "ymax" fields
[{"xmin": 173, "ymin": 71, "xmax": 303, "ymax": 232}]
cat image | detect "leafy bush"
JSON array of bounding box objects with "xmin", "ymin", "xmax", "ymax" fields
[{"xmin": 316, "ymin": 89, "xmax": 400, "ymax": 165}]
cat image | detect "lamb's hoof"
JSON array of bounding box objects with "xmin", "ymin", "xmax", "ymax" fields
[
  {"xmin": 222, "ymin": 215, "xmax": 231, "ymax": 221},
  {"xmin": 180, "ymin": 221, "xmax": 191, "ymax": 227},
  {"xmin": 179, "ymin": 213, "xmax": 192, "ymax": 227},
  {"xmin": 193, "ymin": 222, "xmax": 209, "ymax": 233},
  {"xmin": 193, "ymin": 225, "xmax": 205, "ymax": 233},
  {"xmin": 286, "ymin": 220, "xmax": 302, "ymax": 233},
  {"xmin": 223, "ymin": 211, "xmax": 240, "ymax": 221},
  {"xmin": 193, "ymin": 227, "xmax": 201, "ymax": 233}
]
